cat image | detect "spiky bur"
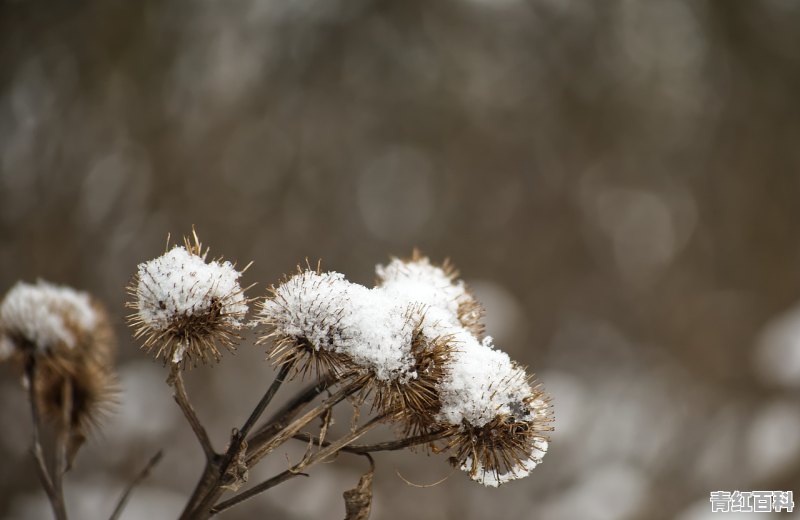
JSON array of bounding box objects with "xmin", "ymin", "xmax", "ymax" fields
[
  {"xmin": 436, "ymin": 333, "xmax": 552, "ymax": 487},
  {"xmin": 0, "ymin": 281, "xmax": 117, "ymax": 460},
  {"xmin": 259, "ymin": 253, "xmax": 553, "ymax": 485},
  {"xmin": 126, "ymin": 231, "xmax": 251, "ymax": 367},
  {"xmin": 376, "ymin": 251, "xmax": 485, "ymax": 337},
  {"xmin": 369, "ymin": 328, "xmax": 453, "ymax": 438},
  {"xmin": 376, "ymin": 255, "xmax": 552, "ymax": 485},
  {"xmin": 257, "ymin": 269, "xmax": 355, "ymax": 379}
]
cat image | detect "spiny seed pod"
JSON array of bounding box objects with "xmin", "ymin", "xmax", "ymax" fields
[
  {"xmin": 258, "ymin": 268, "xmax": 356, "ymax": 379},
  {"xmin": 0, "ymin": 280, "xmax": 103, "ymax": 361},
  {"xmin": 35, "ymin": 360, "xmax": 116, "ymax": 429},
  {"xmin": 433, "ymin": 331, "xmax": 552, "ymax": 487},
  {"xmin": 0, "ymin": 280, "xmax": 118, "ymax": 464},
  {"xmin": 376, "ymin": 251, "xmax": 485, "ymax": 337},
  {"xmin": 369, "ymin": 318, "xmax": 454, "ymax": 438},
  {"xmin": 127, "ymin": 231, "xmax": 251, "ymax": 367},
  {"xmin": 446, "ymin": 385, "xmax": 552, "ymax": 487}
]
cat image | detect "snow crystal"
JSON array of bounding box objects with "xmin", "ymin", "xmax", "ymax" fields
[
  {"xmin": 462, "ymin": 438, "xmax": 548, "ymax": 487},
  {"xmin": 135, "ymin": 246, "xmax": 248, "ymax": 332},
  {"xmin": 0, "ymin": 280, "xmax": 97, "ymax": 353}
]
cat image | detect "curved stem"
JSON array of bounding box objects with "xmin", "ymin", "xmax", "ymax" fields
[
  {"xmin": 292, "ymin": 427, "xmax": 450, "ymax": 454},
  {"xmin": 246, "ymin": 373, "xmax": 336, "ymax": 447},
  {"xmin": 180, "ymin": 364, "xmax": 304, "ymax": 520},
  {"xmin": 169, "ymin": 367, "xmax": 216, "ymax": 461},
  {"xmin": 210, "ymin": 414, "xmax": 387, "ymax": 516}
]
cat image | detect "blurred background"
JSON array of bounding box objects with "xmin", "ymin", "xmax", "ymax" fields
[{"xmin": 1, "ymin": 0, "xmax": 800, "ymax": 519}]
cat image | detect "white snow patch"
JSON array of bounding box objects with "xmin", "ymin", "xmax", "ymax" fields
[
  {"xmin": 436, "ymin": 332, "xmax": 532, "ymax": 427},
  {"xmin": 0, "ymin": 280, "xmax": 97, "ymax": 353},
  {"xmin": 135, "ymin": 246, "xmax": 248, "ymax": 332},
  {"xmin": 376, "ymin": 256, "xmax": 473, "ymax": 324}
]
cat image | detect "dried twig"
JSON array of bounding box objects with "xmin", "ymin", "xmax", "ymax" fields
[
  {"xmin": 292, "ymin": 428, "xmax": 450, "ymax": 454},
  {"xmin": 245, "ymin": 375, "xmax": 369, "ymax": 467},
  {"xmin": 108, "ymin": 450, "xmax": 164, "ymax": 520},
  {"xmin": 25, "ymin": 357, "xmax": 67, "ymax": 520},
  {"xmin": 210, "ymin": 414, "xmax": 387, "ymax": 516},
  {"xmin": 169, "ymin": 367, "xmax": 216, "ymax": 461},
  {"xmin": 180, "ymin": 363, "xmax": 298, "ymax": 519},
  {"xmin": 51, "ymin": 378, "xmax": 73, "ymax": 520},
  {"xmin": 247, "ymin": 373, "xmax": 336, "ymax": 447}
]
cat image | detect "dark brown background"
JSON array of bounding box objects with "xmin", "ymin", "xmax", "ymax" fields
[{"xmin": 1, "ymin": 1, "xmax": 800, "ymax": 519}]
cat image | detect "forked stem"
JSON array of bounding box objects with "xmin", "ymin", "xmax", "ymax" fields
[{"xmin": 210, "ymin": 414, "xmax": 388, "ymax": 516}]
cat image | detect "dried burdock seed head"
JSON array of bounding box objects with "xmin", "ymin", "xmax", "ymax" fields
[
  {"xmin": 370, "ymin": 317, "xmax": 455, "ymax": 438},
  {"xmin": 434, "ymin": 330, "xmax": 553, "ymax": 486},
  {"xmin": 447, "ymin": 387, "xmax": 552, "ymax": 487},
  {"xmin": 35, "ymin": 358, "xmax": 117, "ymax": 432},
  {"xmin": 258, "ymin": 268, "xmax": 355, "ymax": 379},
  {"xmin": 376, "ymin": 251, "xmax": 485, "ymax": 337},
  {"xmin": 34, "ymin": 358, "xmax": 118, "ymax": 466},
  {"xmin": 259, "ymin": 267, "xmax": 424, "ymax": 383},
  {"xmin": 127, "ymin": 230, "xmax": 251, "ymax": 367},
  {"xmin": 0, "ymin": 280, "xmax": 118, "ymax": 464},
  {"xmin": 0, "ymin": 280, "xmax": 102, "ymax": 361}
]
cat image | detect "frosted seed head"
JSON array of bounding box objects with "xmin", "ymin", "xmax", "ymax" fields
[
  {"xmin": 0, "ymin": 280, "xmax": 117, "ymax": 460},
  {"xmin": 376, "ymin": 252, "xmax": 484, "ymax": 335},
  {"xmin": 126, "ymin": 232, "xmax": 250, "ymax": 367},
  {"xmin": 0, "ymin": 280, "xmax": 99, "ymax": 357}
]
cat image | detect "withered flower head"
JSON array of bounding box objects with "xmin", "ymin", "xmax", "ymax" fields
[
  {"xmin": 0, "ymin": 280, "xmax": 117, "ymax": 461},
  {"xmin": 0, "ymin": 280, "xmax": 101, "ymax": 359},
  {"xmin": 260, "ymin": 252, "xmax": 552, "ymax": 486},
  {"xmin": 127, "ymin": 231, "xmax": 250, "ymax": 367},
  {"xmin": 436, "ymin": 332, "xmax": 553, "ymax": 487},
  {"xmin": 260, "ymin": 265, "xmax": 457, "ymax": 393},
  {"xmin": 370, "ymin": 321, "xmax": 454, "ymax": 438},
  {"xmin": 258, "ymin": 268, "xmax": 354, "ymax": 379},
  {"xmin": 376, "ymin": 251, "xmax": 485, "ymax": 337}
]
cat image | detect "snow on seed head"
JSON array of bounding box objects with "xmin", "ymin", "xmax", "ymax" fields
[
  {"xmin": 126, "ymin": 231, "xmax": 250, "ymax": 367},
  {"xmin": 259, "ymin": 268, "xmax": 422, "ymax": 383},
  {"xmin": 376, "ymin": 252, "xmax": 484, "ymax": 336},
  {"xmin": 436, "ymin": 332, "xmax": 552, "ymax": 486},
  {"xmin": 0, "ymin": 280, "xmax": 98, "ymax": 356},
  {"xmin": 0, "ymin": 281, "xmax": 117, "ymax": 452},
  {"xmin": 258, "ymin": 268, "xmax": 355, "ymax": 378}
]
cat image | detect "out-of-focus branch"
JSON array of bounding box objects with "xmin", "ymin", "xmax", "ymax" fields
[{"xmin": 108, "ymin": 450, "xmax": 163, "ymax": 520}]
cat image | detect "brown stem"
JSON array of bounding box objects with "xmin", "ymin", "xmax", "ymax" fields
[
  {"xmin": 51, "ymin": 378, "xmax": 72, "ymax": 519},
  {"xmin": 292, "ymin": 427, "xmax": 450, "ymax": 454},
  {"xmin": 25, "ymin": 357, "xmax": 67, "ymax": 520},
  {"xmin": 210, "ymin": 414, "xmax": 387, "ymax": 516},
  {"xmin": 245, "ymin": 375, "xmax": 369, "ymax": 467},
  {"xmin": 108, "ymin": 450, "xmax": 163, "ymax": 520},
  {"xmin": 246, "ymin": 373, "xmax": 336, "ymax": 448},
  {"xmin": 236, "ymin": 362, "xmax": 292, "ymax": 443},
  {"xmin": 180, "ymin": 364, "xmax": 302, "ymax": 520},
  {"xmin": 209, "ymin": 470, "xmax": 306, "ymax": 516},
  {"xmin": 169, "ymin": 367, "xmax": 216, "ymax": 461}
]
